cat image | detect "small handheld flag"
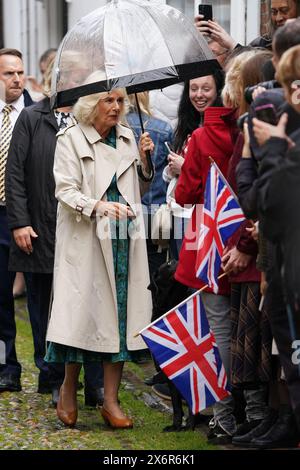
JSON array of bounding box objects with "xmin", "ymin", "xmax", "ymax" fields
[
  {"xmin": 141, "ymin": 293, "xmax": 230, "ymax": 414},
  {"xmin": 195, "ymin": 161, "xmax": 245, "ymax": 293}
]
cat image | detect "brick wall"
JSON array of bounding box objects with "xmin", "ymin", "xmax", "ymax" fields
[{"xmin": 261, "ymin": 0, "xmax": 271, "ymax": 35}]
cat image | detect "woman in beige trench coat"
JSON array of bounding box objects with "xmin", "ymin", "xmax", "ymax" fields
[{"xmin": 45, "ymin": 86, "xmax": 154, "ymax": 429}]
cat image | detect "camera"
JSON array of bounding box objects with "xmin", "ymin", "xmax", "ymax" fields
[
  {"xmin": 254, "ymin": 104, "xmax": 278, "ymax": 125},
  {"xmin": 237, "ymin": 112, "xmax": 249, "ymax": 131},
  {"xmin": 244, "ymin": 80, "xmax": 281, "ymax": 105}
]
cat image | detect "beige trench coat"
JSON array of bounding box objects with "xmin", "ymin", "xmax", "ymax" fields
[{"xmin": 46, "ymin": 122, "xmax": 152, "ymax": 352}]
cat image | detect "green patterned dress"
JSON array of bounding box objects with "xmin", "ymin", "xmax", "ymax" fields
[{"xmin": 45, "ymin": 127, "xmax": 145, "ymax": 364}]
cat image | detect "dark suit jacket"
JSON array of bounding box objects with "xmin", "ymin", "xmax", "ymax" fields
[
  {"xmin": 5, "ymin": 97, "xmax": 59, "ymax": 272},
  {"xmin": 0, "ymin": 90, "xmax": 33, "ymax": 246}
]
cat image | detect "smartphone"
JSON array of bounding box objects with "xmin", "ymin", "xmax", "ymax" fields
[
  {"xmin": 198, "ymin": 4, "xmax": 213, "ymax": 21},
  {"xmin": 254, "ymin": 104, "xmax": 278, "ymax": 125},
  {"xmin": 165, "ymin": 141, "xmax": 174, "ymax": 153}
]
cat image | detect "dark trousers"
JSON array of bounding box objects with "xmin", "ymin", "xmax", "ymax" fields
[
  {"xmin": 146, "ymin": 239, "xmax": 168, "ymax": 279},
  {"xmin": 24, "ymin": 272, "xmax": 64, "ymax": 388},
  {"xmin": 83, "ymin": 363, "xmax": 103, "ymax": 389},
  {"xmin": 266, "ymin": 266, "xmax": 300, "ymax": 432},
  {"xmin": 25, "ymin": 272, "xmax": 103, "ymax": 390},
  {"xmin": 0, "ymin": 242, "xmax": 19, "ymax": 377}
]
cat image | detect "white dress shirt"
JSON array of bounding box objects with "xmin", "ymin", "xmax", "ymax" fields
[{"xmin": 0, "ymin": 94, "xmax": 25, "ymax": 128}]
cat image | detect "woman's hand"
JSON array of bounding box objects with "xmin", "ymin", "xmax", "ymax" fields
[
  {"xmin": 194, "ymin": 16, "xmax": 237, "ymax": 50},
  {"xmin": 221, "ymin": 246, "xmax": 252, "ymax": 274},
  {"xmin": 252, "ymin": 86, "xmax": 267, "ymax": 101},
  {"xmin": 138, "ymin": 132, "xmax": 154, "ymax": 168},
  {"xmin": 260, "ymin": 272, "xmax": 268, "ymax": 297},
  {"xmin": 253, "ymin": 113, "xmax": 288, "ymax": 147},
  {"xmin": 168, "ymin": 151, "xmax": 184, "ymax": 176},
  {"xmin": 246, "ymin": 220, "xmax": 259, "ymax": 241},
  {"xmin": 242, "ymin": 122, "xmax": 251, "ymax": 159},
  {"xmin": 13, "ymin": 226, "xmax": 38, "ymax": 255},
  {"xmin": 194, "ymin": 14, "xmax": 210, "ymax": 35},
  {"xmin": 94, "ymin": 201, "xmax": 134, "ymax": 220},
  {"xmin": 206, "ymin": 20, "xmax": 237, "ymax": 50}
]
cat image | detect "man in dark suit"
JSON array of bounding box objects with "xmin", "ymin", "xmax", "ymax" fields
[{"xmin": 0, "ymin": 48, "xmax": 33, "ymax": 393}]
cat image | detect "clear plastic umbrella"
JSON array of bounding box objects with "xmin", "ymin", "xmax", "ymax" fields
[{"xmin": 51, "ymin": 0, "xmax": 219, "ymax": 107}]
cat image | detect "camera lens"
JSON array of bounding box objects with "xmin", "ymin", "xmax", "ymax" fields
[
  {"xmin": 237, "ymin": 112, "xmax": 249, "ymax": 131},
  {"xmin": 244, "ymin": 80, "xmax": 280, "ymax": 105},
  {"xmin": 244, "ymin": 86, "xmax": 255, "ymax": 105}
]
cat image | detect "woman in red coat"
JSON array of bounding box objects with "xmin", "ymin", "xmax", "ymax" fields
[
  {"xmin": 174, "ymin": 104, "xmax": 238, "ymax": 443},
  {"xmin": 175, "ymin": 106, "xmax": 237, "ymax": 293}
]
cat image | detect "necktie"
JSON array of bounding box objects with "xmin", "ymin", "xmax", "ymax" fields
[{"xmin": 0, "ymin": 105, "xmax": 13, "ymax": 202}]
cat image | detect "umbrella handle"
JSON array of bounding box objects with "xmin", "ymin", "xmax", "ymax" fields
[
  {"xmin": 137, "ymin": 150, "xmax": 154, "ymax": 182},
  {"xmin": 134, "ymin": 93, "xmax": 154, "ymax": 181}
]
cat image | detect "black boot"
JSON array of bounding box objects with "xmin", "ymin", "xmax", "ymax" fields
[
  {"xmin": 232, "ymin": 409, "xmax": 278, "ymax": 447},
  {"xmin": 144, "ymin": 370, "xmax": 166, "ymax": 386},
  {"xmin": 234, "ymin": 419, "xmax": 262, "ymax": 438},
  {"xmin": 51, "ymin": 387, "xmax": 60, "ymax": 408},
  {"xmin": 0, "ymin": 374, "xmax": 22, "ymax": 393},
  {"xmin": 251, "ymin": 405, "xmax": 299, "ymax": 449},
  {"xmin": 37, "ymin": 373, "xmax": 51, "ymax": 394}
]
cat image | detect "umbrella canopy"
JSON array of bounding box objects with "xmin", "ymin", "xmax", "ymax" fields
[{"xmin": 51, "ymin": 0, "xmax": 220, "ymax": 107}]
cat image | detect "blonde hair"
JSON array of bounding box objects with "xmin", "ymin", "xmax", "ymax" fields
[
  {"xmin": 127, "ymin": 91, "xmax": 151, "ymax": 116},
  {"xmin": 73, "ymin": 71, "xmax": 127, "ymax": 125},
  {"xmin": 222, "ymin": 50, "xmax": 256, "ymax": 109},
  {"xmin": 277, "ymin": 44, "xmax": 300, "ymax": 90},
  {"xmin": 239, "ymin": 49, "xmax": 273, "ymax": 115},
  {"xmin": 43, "ymin": 57, "xmax": 55, "ymax": 97}
]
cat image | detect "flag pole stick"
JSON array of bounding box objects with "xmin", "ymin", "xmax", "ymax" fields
[{"xmin": 135, "ymin": 272, "xmax": 228, "ymax": 338}]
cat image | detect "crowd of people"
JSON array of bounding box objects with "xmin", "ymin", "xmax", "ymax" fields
[{"xmin": 0, "ymin": 0, "xmax": 300, "ymax": 450}]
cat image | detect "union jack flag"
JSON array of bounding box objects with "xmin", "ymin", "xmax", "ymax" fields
[
  {"xmin": 141, "ymin": 294, "xmax": 230, "ymax": 414},
  {"xmin": 195, "ymin": 162, "xmax": 245, "ymax": 293}
]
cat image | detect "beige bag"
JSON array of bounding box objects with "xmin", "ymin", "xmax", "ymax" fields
[{"xmin": 151, "ymin": 204, "xmax": 172, "ymax": 249}]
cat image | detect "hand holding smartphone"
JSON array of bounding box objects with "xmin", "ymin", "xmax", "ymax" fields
[
  {"xmin": 164, "ymin": 141, "xmax": 174, "ymax": 154},
  {"xmin": 165, "ymin": 142, "xmax": 184, "ymax": 176}
]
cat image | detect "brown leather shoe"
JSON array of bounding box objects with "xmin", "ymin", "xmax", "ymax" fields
[
  {"xmin": 56, "ymin": 386, "xmax": 78, "ymax": 427},
  {"xmin": 101, "ymin": 406, "xmax": 133, "ymax": 429}
]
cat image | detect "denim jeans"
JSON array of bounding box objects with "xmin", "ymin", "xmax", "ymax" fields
[
  {"xmin": 201, "ymin": 291, "xmax": 237, "ymax": 435},
  {"xmin": 244, "ymin": 385, "xmax": 268, "ymax": 421}
]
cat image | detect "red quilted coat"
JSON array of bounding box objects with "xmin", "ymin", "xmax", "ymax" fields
[{"xmin": 174, "ymin": 107, "xmax": 237, "ymax": 295}]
